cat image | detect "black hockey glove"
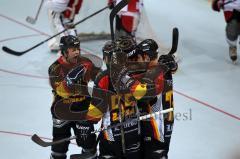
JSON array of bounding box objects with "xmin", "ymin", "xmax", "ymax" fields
[
  {"xmin": 66, "ymin": 65, "xmax": 86, "ymax": 86},
  {"xmin": 212, "ymin": 0, "xmax": 222, "ymax": 12},
  {"xmin": 158, "ymin": 54, "xmax": 178, "ymax": 73}
]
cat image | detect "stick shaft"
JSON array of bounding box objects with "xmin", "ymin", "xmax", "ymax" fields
[
  {"xmin": 34, "ymin": 0, "xmax": 44, "ymax": 20},
  {"xmin": 32, "ymin": 108, "xmax": 173, "ymax": 147},
  {"xmin": 3, "ymin": 5, "xmax": 109, "ymax": 55}
]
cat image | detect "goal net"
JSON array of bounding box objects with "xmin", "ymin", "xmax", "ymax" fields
[{"xmin": 76, "ymin": 0, "xmax": 169, "ymax": 55}]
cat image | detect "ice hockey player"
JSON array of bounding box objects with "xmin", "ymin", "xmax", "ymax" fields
[
  {"xmin": 212, "ymin": 0, "xmax": 240, "ymax": 63},
  {"xmin": 45, "ymin": 0, "xmax": 83, "ymax": 52},
  {"xmin": 85, "ymin": 36, "xmax": 167, "ymax": 159},
  {"xmin": 108, "ymin": 0, "xmax": 143, "ymax": 38},
  {"xmin": 48, "ymin": 35, "xmax": 100, "ymax": 159},
  {"xmin": 128, "ymin": 39, "xmax": 177, "ymax": 159}
]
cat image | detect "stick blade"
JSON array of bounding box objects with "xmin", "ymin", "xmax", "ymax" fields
[
  {"xmin": 110, "ymin": 0, "xmax": 130, "ymax": 40},
  {"xmin": 2, "ymin": 46, "xmax": 25, "ymax": 56},
  {"xmin": 31, "ymin": 134, "xmax": 50, "ymax": 147},
  {"xmin": 26, "ymin": 16, "xmax": 36, "ymax": 24},
  {"xmin": 168, "ymin": 27, "xmax": 179, "ymax": 55}
]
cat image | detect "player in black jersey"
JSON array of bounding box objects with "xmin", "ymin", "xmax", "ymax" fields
[
  {"xmin": 130, "ymin": 39, "xmax": 177, "ymax": 159},
  {"xmin": 48, "ymin": 35, "xmax": 100, "ymax": 159}
]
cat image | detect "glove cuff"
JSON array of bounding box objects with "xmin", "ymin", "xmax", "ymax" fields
[{"xmin": 121, "ymin": 75, "xmax": 135, "ymax": 88}]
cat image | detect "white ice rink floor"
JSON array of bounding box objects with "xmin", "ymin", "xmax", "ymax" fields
[{"xmin": 0, "ymin": 0, "xmax": 240, "ymax": 159}]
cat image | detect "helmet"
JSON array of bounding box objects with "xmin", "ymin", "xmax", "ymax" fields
[
  {"xmin": 59, "ymin": 35, "xmax": 80, "ymax": 55},
  {"xmin": 137, "ymin": 39, "xmax": 158, "ymax": 60},
  {"xmin": 115, "ymin": 36, "xmax": 137, "ymax": 57},
  {"xmin": 102, "ymin": 41, "xmax": 116, "ymax": 60}
]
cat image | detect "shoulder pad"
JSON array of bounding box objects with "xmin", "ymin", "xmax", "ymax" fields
[{"xmin": 48, "ymin": 60, "xmax": 60, "ymax": 75}]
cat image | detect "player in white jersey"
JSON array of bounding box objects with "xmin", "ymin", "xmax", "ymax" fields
[
  {"xmin": 212, "ymin": 0, "xmax": 240, "ymax": 63},
  {"xmin": 45, "ymin": 0, "xmax": 83, "ymax": 52},
  {"xmin": 108, "ymin": 0, "xmax": 143, "ymax": 38}
]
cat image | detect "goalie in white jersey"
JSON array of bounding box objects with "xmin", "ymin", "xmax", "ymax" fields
[
  {"xmin": 108, "ymin": 0, "xmax": 143, "ymax": 38},
  {"xmin": 45, "ymin": 0, "xmax": 83, "ymax": 52}
]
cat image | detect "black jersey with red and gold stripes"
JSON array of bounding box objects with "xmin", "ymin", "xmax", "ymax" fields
[
  {"xmin": 86, "ymin": 66, "xmax": 164, "ymax": 141},
  {"xmin": 48, "ymin": 56, "xmax": 100, "ymax": 118}
]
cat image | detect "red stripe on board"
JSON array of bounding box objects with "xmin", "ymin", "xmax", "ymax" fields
[
  {"xmin": 0, "ymin": 14, "xmax": 50, "ymax": 37},
  {"xmin": 0, "ymin": 68, "xmax": 48, "ymax": 79},
  {"xmin": 174, "ymin": 90, "xmax": 240, "ymax": 121},
  {"xmin": 0, "ymin": 130, "xmax": 77, "ymax": 145},
  {"xmin": 0, "ymin": 48, "xmax": 95, "ymax": 79},
  {"xmin": 0, "ymin": 34, "xmax": 43, "ymax": 43},
  {"xmin": 0, "ymin": 130, "xmax": 33, "ymax": 138}
]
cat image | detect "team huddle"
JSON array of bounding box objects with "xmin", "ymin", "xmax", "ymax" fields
[
  {"xmin": 44, "ymin": 0, "xmax": 178, "ymax": 159},
  {"xmin": 48, "ymin": 34, "xmax": 177, "ymax": 159}
]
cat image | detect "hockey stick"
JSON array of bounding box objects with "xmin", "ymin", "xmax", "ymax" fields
[
  {"xmin": 110, "ymin": 0, "xmax": 130, "ymax": 40},
  {"xmin": 117, "ymin": 95, "xmax": 126, "ymax": 154},
  {"xmin": 2, "ymin": 5, "xmax": 109, "ymax": 56},
  {"xmin": 31, "ymin": 135, "xmax": 76, "ymax": 147},
  {"xmin": 109, "ymin": 0, "xmax": 130, "ymax": 154},
  {"xmin": 31, "ymin": 108, "xmax": 173, "ymax": 147},
  {"xmin": 26, "ymin": 0, "xmax": 44, "ymax": 24},
  {"xmin": 222, "ymin": 0, "xmax": 237, "ymax": 6}
]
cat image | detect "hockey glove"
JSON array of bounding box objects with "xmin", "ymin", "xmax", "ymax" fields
[
  {"xmin": 119, "ymin": 69, "xmax": 136, "ymax": 91},
  {"xmin": 66, "ymin": 65, "xmax": 86, "ymax": 86},
  {"xmin": 108, "ymin": 0, "xmax": 115, "ymax": 9},
  {"xmin": 158, "ymin": 54, "xmax": 178, "ymax": 73},
  {"xmin": 212, "ymin": 0, "xmax": 222, "ymax": 12}
]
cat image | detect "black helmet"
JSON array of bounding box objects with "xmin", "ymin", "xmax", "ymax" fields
[
  {"xmin": 115, "ymin": 36, "xmax": 137, "ymax": 57},
  {"xmin": 102, "ymin": 41, "xmax": 116, "ymax": 60},
  {"xmin": 59, "ymin": 35, "xmax": 80, "ymax": 55},
  {"xmin": 137, "ymin": 39, "xmax": 158, "ymax": 60}
]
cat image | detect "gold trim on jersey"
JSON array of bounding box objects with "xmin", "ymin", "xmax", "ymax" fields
[
  {"xmin": 62, "ymin": 96, "xmax": 86, "ymax": 104},
  {"xmin": 55, "ymin": 82, "xmax": 71, "ymax": 98}
]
